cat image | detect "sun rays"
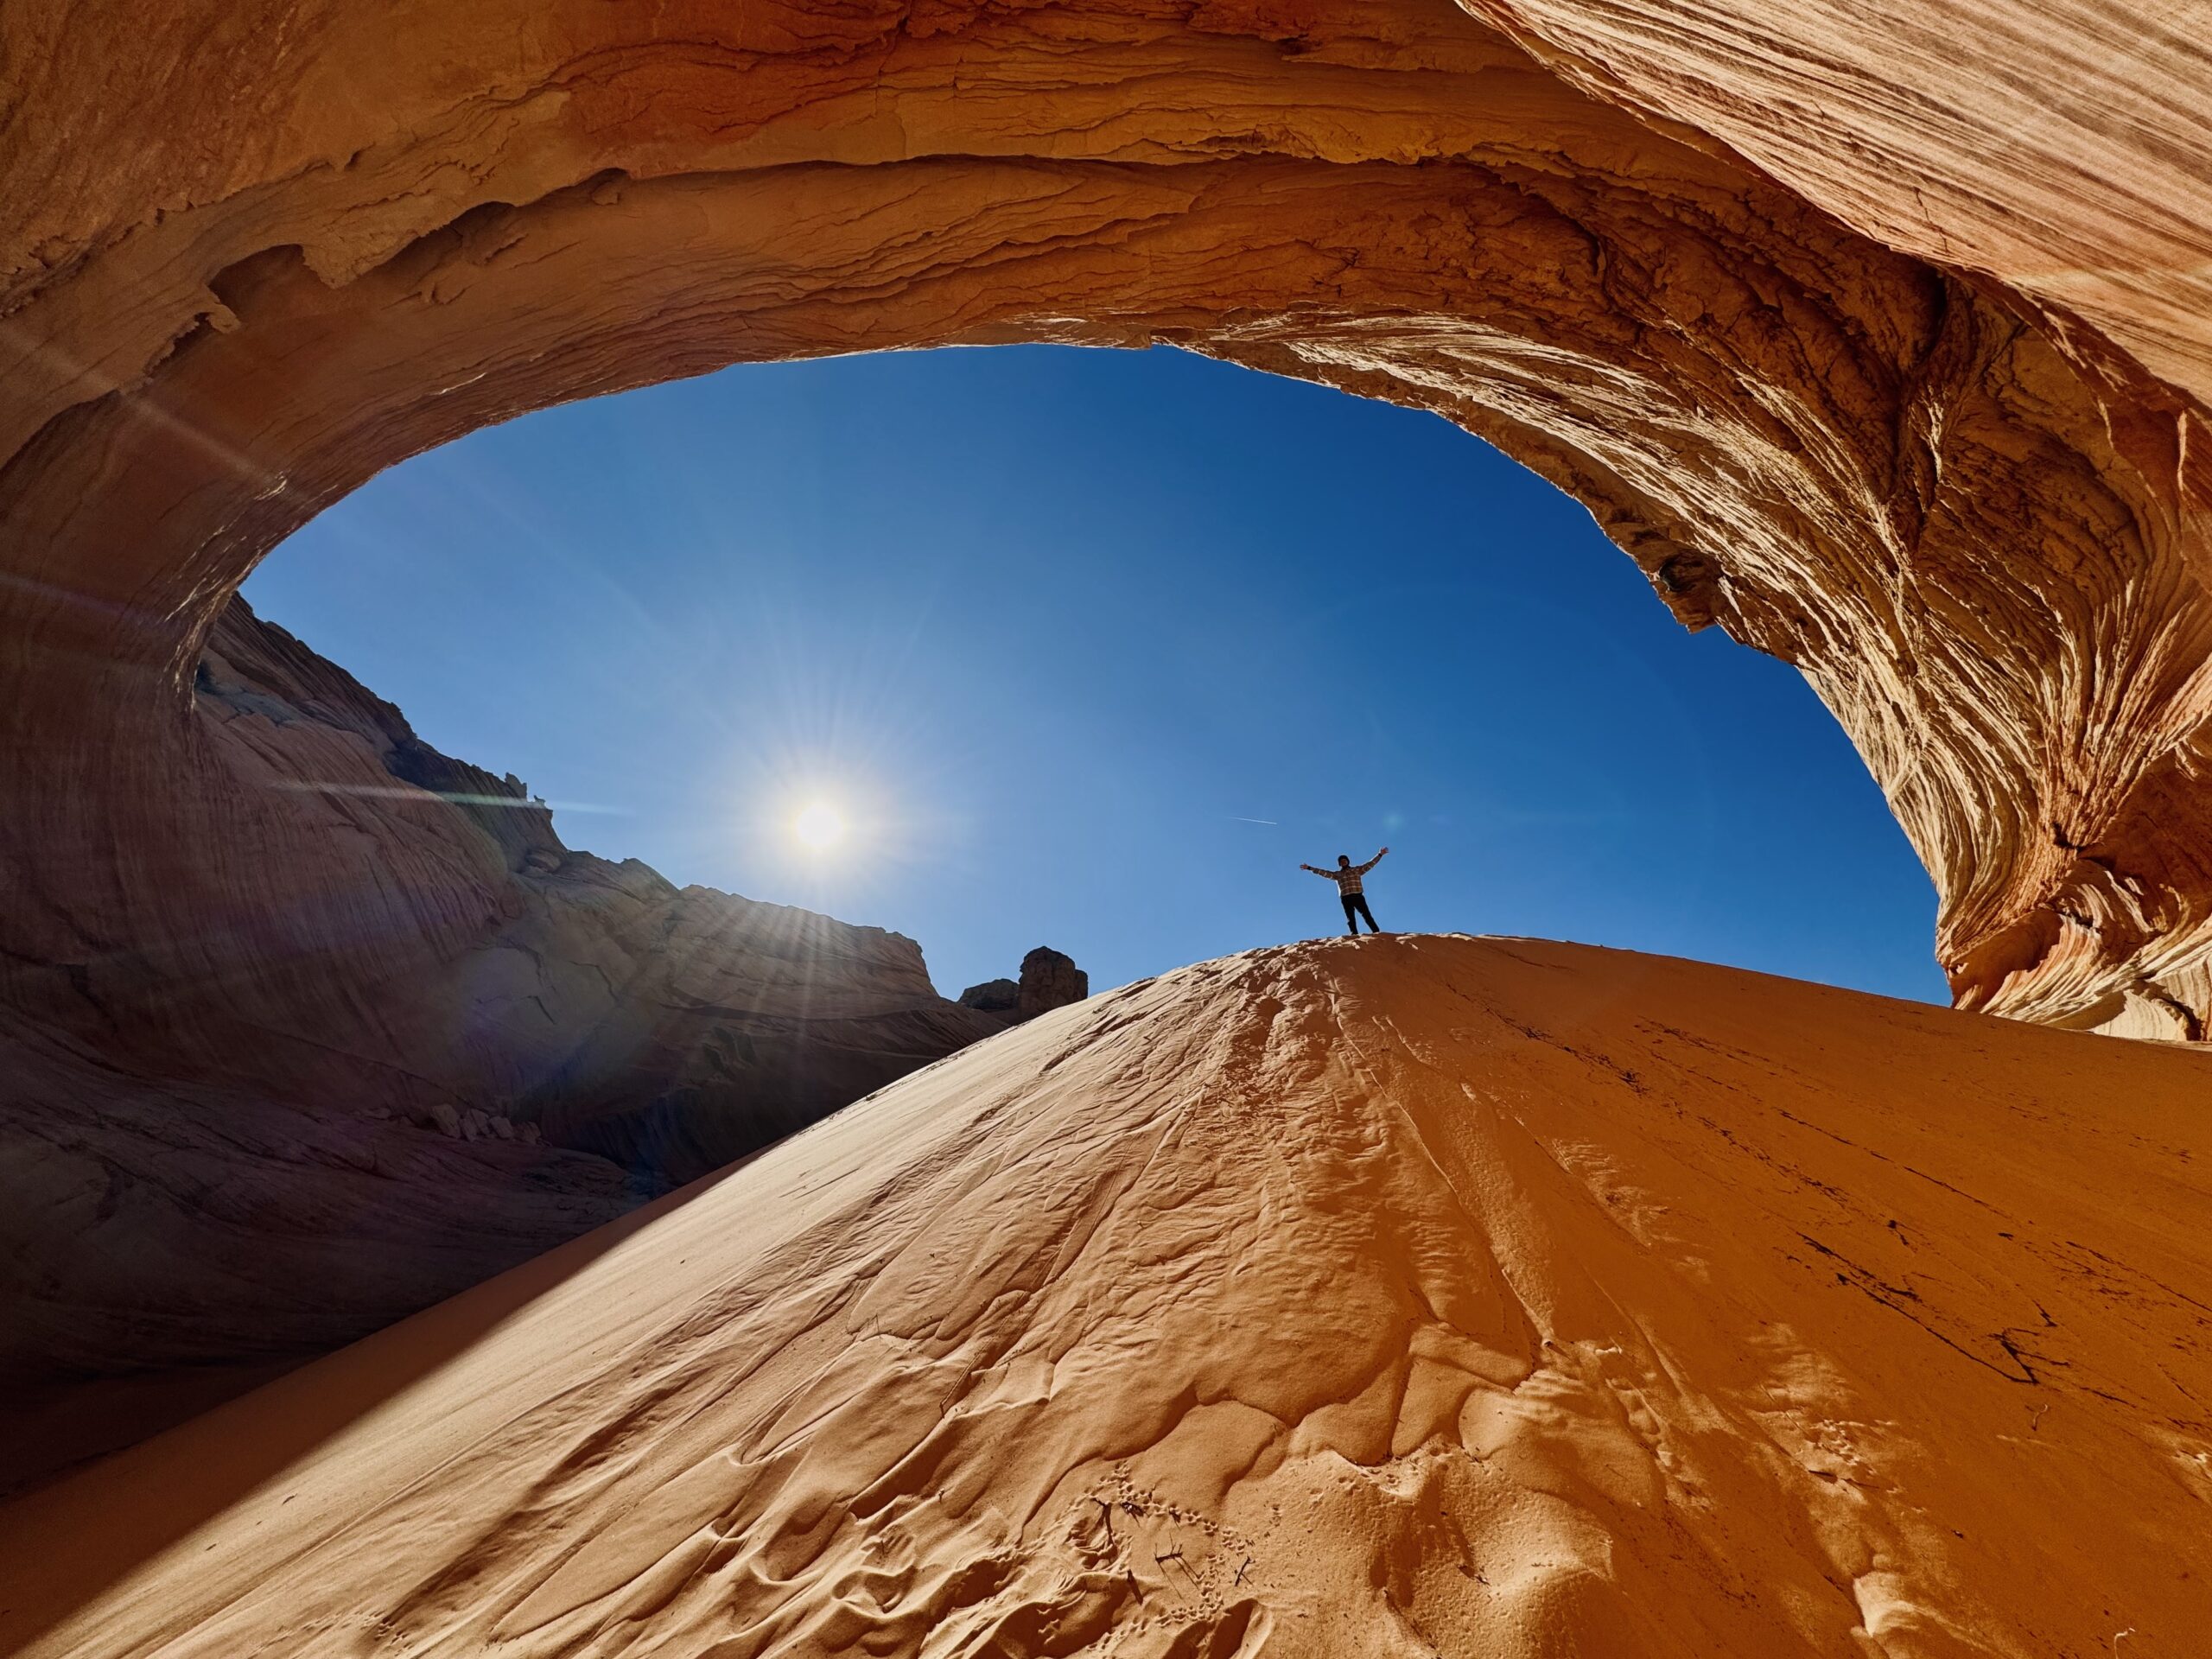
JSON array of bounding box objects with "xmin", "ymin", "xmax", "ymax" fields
[{"xmin": 791, "ymin": 799, "xmax": 849, "ymax": 852}]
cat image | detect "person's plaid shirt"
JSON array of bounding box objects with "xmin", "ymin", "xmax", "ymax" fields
[{"xmin": 1311, "ymin": 855, "xmax": 1382, "ymax": 895}]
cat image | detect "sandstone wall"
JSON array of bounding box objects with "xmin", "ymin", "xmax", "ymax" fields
[
  {"xmin": 0, "ymin": 596, "xmax": 1004, "ymax": 1484},
  {"xmin": 5, "ymin": 0, "xmax": 2209, "ymax": 1037},
  {"xmin": 193, "ymin": 599, "xmax": 1005, "ymax": 1185},
  {"xmin": 1458, "ymin": 0, "xmax": 2212, "ymax": 406}
]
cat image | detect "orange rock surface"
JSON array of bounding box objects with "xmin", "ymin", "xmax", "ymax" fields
[
  {"xmin": 5, "ymin": 938, "xmax": 2206, "ymax": 1657},
  {"xmin": 1459, "ymin": 0, "xmax": 2212, "ymax": 404},
  {"xmin": 4, "ymin": 0, "xmax": 2210, "ymax": 1039}
]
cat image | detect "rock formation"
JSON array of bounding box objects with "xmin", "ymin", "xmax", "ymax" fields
[
  {"xmin": 1454, "ymin": 0, "xmax": 2212, "ymax": 409},
  {"xmin": 4, "ymin": 0, "xmax": 2211, "ymax": 1041},
  {"xmin": 1017, "ymin": 945, "xmax": 1091, "ymax": 1020},
  {"xmin": 957, "ymin": 977, "xmax": 1022, "ymax": 1016},
  {"xmin": 5, "ymin": 937, "xmax": 2206, "ymax": 1658},
  {"xmin": 0, "ymin": 597, "xmax": 1006, "ymax": 1488},
  {"xmin": 0, "ymin": 1022, "xmax": 637, "ymax": 1499},
  {"xmin": 960, "ymin": 947, "xmax": 1092, "ymax": 1026},
  {"xmin": 193, "ymin": 599, "xmax": 1006, "ymax": 1187},
  {"xmin": 4, "ymin": 0, "xmax": 2212, "ymax": 1535}
]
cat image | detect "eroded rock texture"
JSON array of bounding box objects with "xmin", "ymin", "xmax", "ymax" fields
[
  {"xmin": 6, "ymin": 938, "xmax": 2208, "ymax": 1658},
  {"xmin": 198, "ymin": 600, "xmax": 1002, "ymax": 1185},
  {"xmin": 1458, "ymin": 0, "xmax": 2212, "ymax": 405},
  {"xmin": 1, "ymin": 597, "xmax": 1003, "ymax": 1483},
  {"xmin": 1018, "ymin": 945, "xmax": 1092, "ymax": 1020},
  {"xmin": 5, "ymin": 0, "xmax": 2210, "ymax": 1040},
  {"xmin": 961, "ymin": 947, "xmax": 1092, "ymax": 1026}
]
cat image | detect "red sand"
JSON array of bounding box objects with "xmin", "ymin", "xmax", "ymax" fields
[{"xmin": 4, "ymin": 935, "xmax": 2209, "ymax": 1656}]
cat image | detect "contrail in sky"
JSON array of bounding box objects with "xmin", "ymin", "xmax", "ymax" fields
[{"xmin": 1230, "ymin": 817, "xmax": 1280, "ymax": 826}]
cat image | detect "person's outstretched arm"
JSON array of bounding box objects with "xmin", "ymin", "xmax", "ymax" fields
[{"xmin": 1358, "ymin": 846, "xmax": 1390, "ymax": 874}]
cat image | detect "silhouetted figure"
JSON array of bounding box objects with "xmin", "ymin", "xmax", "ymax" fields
[{"xmin": 1302, "ymin": 848, "xmax": 1389, "ymax": 935}]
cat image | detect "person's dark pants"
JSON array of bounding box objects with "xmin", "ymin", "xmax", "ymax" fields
[{"xmin": 1341, "ymin": 893, "xmax": 1379, "ymax": 934}]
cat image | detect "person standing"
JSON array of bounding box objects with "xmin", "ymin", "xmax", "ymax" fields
[{"xmin": 1301, "ymin": 847, "xmax": 1389, "ymax": 935}]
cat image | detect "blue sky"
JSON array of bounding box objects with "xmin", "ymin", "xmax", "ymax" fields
[{"xmin": 245, "ymin": 345, "xmax": 1946, "ymax": 1007}]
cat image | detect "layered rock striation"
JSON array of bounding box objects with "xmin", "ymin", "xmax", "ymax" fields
[
  {"xmin": 0, "ymin": 597, "xmax": 1007, "ymax": 1486},
  {"xmin": 4, "ymin": 0, "xmax": 2211, "ymax": 1039},
  {"xmin": 1455, "ymin": 0, "xmax": 2212, "ymax": 409},
  {"xmin": 191, "ymin": 598, "xmax": 1010, "ymax": 1182},
  {"xmin": 6, "ymin": 938, "xmax": 2207, "ymax": 1657}
]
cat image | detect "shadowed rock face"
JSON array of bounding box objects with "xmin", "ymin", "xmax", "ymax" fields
[
  {"xmin": 958, "ymin": 978, "xmax": 1022, "ymax": 1016},
  {"xmin": 0, "ymin": 598, "xmax": 1005, "ymax": 1485},
  {"xmin": 960, "ymin": 949, "xmax": 1092, "ymax": 1025},
  {"xmin": 1018, "ymin": 946, "xmax": 1091, "ymax": 1020},
  {"xmin": 191, "ymin": 600, "xmax": 1006, "ymax": 1187}
]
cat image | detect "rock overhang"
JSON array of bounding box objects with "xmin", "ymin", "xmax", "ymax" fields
[{"xmin": 3, "ymin": 0, "xmax": 2211, "ymax": 1042}]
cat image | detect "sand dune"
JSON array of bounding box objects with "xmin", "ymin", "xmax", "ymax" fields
[{"xmin": 4, "ymin": 936, "xmax": 2208, "ymax": 1656}]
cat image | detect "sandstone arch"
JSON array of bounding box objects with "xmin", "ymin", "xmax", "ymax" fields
[
  {"xmin": 9, "ymin": 0, "xmax": 2210, "ymax": 1041},
  {"xmin": 4, "ymin": 0, "xmax": 2212, "ymax": 1459}
]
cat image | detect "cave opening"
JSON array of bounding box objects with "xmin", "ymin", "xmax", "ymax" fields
[{"xmin": 232, "ymin": 341, "xmax": 1944, "ymax": 1008}]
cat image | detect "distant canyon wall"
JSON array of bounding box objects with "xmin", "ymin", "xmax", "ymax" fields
[
  {"xmin": 0, "ymin": 596, "xmax": 1012, "ymax": 1486},
  {"xmin": 193, "ymin": 600, "xmax": 1007, "ymax": 1188}
]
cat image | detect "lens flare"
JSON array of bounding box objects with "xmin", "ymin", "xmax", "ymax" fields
[{"xmin": 792, "ymin": 801, "xmax": 848, "ymax": 850}]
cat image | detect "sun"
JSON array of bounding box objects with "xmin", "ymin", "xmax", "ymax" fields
[{"xmin": 791, "ymin": 800, "xmax": 849, "ymax": 851}]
